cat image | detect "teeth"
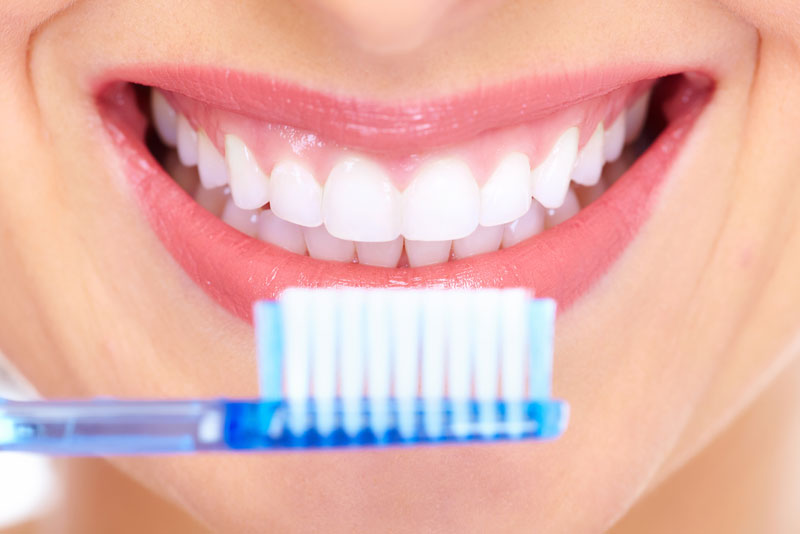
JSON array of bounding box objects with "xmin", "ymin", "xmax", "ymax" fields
[
  {"xmin": 151, "ymin": 90, "xmax": 178, "ymax": 147},
  {"xmin": 625, "ymin": 90, "xmax": 651, "ymax": 144},
  {"xmin": 356, "ymin": 238, "xmax": 403, "ymax": 267},
  {"xmin": 257, "ymin": 210, "xmax": 308, "ymax": 255},
  {"xmin": 545, "ymin": 188, "xmax": 581, "ymax": 229},
  {"xmin": 269, "ymin": 160, "xmax": 324, "ymax": 227},
  {"xmin": 323, "ymin": 156, "xmax": 402, "ymax": 242},
  {"xmin": 502, "ymin": 202, "xmax": 546, "ymax": 248},
  {"xmin": 197, "ymin": 131, "xmax": 229, "ymax": 189},
  {"xmin": 571, "ymin": 124, "xmax": 604, "ymax": 186},
  {"xmin": 603, "ymin": 113, "xmax": 626, "ymax": 162},
  {"xmin": 176, "ymin": 115, "xmax": 199, "ymax": 167},
  {"xmin": 405, "ymin": 240, "xmax": 452, "ymax": 267},
  {"xmin": 225, "ymin": 135, "xmax": 270, "ymax": 210},
  {"xmin": 402, "ymin": 158, "xmax": 480, "ymax": 241},
  {"xmin": 221, "ymin": 198, "xmax": 259, "ymax": 237},
  {"xmin": 194, "ymin": 184, "xmax": 229, "ymax": 216},
  {"xmin": 479, "ymin": 152, "xmax": 532, "ymax": 227},
  {"xmin": 303, "ymin": 225, "xmax": 355, "ymax": 262},
  {"xmin": 530, "ymin": 127, "xmax": 579, "ymax": 209},
  {"xmin": 453, "ymin": 224, "xmax": 504, "ymax": 259}
]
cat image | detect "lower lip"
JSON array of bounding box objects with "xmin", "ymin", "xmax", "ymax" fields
[{"xmin": 99, "ymin": 78, "xmax": 708, "ymax": 322}]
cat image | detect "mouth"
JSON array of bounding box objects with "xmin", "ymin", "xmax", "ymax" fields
[{"xmin": 96, "ymin": 66, "xmax": 711, "ymax": 321}]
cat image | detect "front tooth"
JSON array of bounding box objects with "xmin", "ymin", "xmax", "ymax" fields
[
  {"xmin": 530, "ymin": 127, "xmax": 579, "ymax": 209},
  {"xmin": 571, "ymin": 124, "xmax": 604, "ymax": 186},
  {"xmin": 304, "ymin": 225, "xmax": 355, "ymax": 262},
  {"xmin": 480, "ymin": 152, "xmax": 532, "ymax": 227},
  {"xmin": 151, "ymin": 90, "xmax": 177, "ymax": 147},
  {"xmin": 625, "ymin": 90, "xmax": 651, "ymax": 143},
  {"xmin": 257, "ymin": 210, "xmax": 307, "ymax": 255},
  {"xmin": 221, "ymin": 197, "xmax": 259, "ymax": 237},
  {"xmin": 545, "ymin": 188, "xmax": 581, "ymax": 228},
  {"xmin": 197, "ymin": 131, "xmax": 229, "ymax": 189},
  {"xmin": 225, "ymin": 135, "xmax": 270, "ymax": 210},
  {"xmin": 502, "ymin": 201, "xmax": 546, "ymax": 248},
  {"xmin": 176, "ymin": 115, "xmax": 199, "ymax": 166},
  {"xmin": 453, "ymin": 225, "xmax": 504, "ymax": 259},
  {"xmin": 323, "ymin": 157, "xmax": 401, "ymax": 242},
  {"xmin": 603, "ymin": 112, "xmax": 626, "ymax": 162},
  {"xmin": 356, "ymin": 238, "xmax": 403, "ymax": 267},
  {"xmin": 270, "ymin": 160, "xmax": 323, "ymax": 227},
  {"xmin": 402, "ymin": 158, "xmax": 480, "ymax": 241},
  {"xmin": 405, "ymin": 240, "xmax": 452, "ymax": 267}
]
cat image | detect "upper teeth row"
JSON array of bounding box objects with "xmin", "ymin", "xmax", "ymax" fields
[{"xmin": 152, "ymin": 89, "xmax": 650, "ymax": 243}]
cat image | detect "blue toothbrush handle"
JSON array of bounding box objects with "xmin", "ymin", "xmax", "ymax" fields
[{"xmin": 0, "ymin": 399, "xmax": 568, "ymax": 456}]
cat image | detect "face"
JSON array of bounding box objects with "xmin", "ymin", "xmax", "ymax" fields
[{"xmin": 2, "ymin": 0, "xmax": 799, "ymax": 531}]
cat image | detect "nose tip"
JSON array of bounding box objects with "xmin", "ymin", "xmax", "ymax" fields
[{"xmin": 305, "ymin": 0, "xmax": 471, "ymax": 54}]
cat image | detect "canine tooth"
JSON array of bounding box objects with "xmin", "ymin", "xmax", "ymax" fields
[
  {"xmin": 603, "ymin": 113, "xmax": 626, "ymax": 162},
  {"xmin": 480, "ymin": 152, "xmax": 531, "ymax": 226},
  {"xmin": 225, "ymin": 135, "xmax": 270, "ymax": 210},
  {"xmin": 270, "ymin": 160, "xmax": 323, "ymax": 227},
  {"xmin": 453, "ymin": 225, "xmax": 504, "ymax": 259},
  {"xmin": 323, "ymin": 157, "xmax": 401, "ymax": 242},
  {"xmin": 257, "ymin": 210, "xmax": 307, "ymax": 255},
  {"xmin": 221, "ymin": 198, "xmax": 259, "ymax": 237},
  {"xmin": 402, "ymin": 158, "xmax": 480, "ymax": 241},
  {"xmin": 571, "ymin": 124, "xmax": 604, "ymax": 186},
  {"xmin": 176, "ymin": 115, "xmax": 198, "ymax": 166},
  {"xmin": 625, "ymin": 90, "xmax": 651, "ymax": 143},
  {"xmin": 502, "ymin": 202, "xmax": 546, "ymax": 248},
  {"xmin": 304, "ymin": 225, "xmax": 355, "ymax": 262},
  {"xmin": 530, "ymin": 127, "xmax": 579, "ymax": 209},
  {"xmin": 545, "ymin": 188, "xmax": 581, "ymax": 228},
  {"xmin": 151, "ymin": 90, "xmax": 177, "ymax": 146},
  {"xmin": 197, "ymin": 131, "xmax": 229, "ymax": 189},
  {"xmin": 356, "ymin": 238, "xmax": 403, "ymax": 267},
  {"xmin": 575, "ymin": 178, "xmax": 607, "ymax": 208},
  {"xmin": 194, "ymin": 184, "xmax": 229, "ymax": 217},
  {"xmin": 405, "ymin": 240, "xmax": 452, "ymax": 267}
]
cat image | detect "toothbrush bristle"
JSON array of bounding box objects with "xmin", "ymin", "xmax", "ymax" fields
[{"xmin": 254, "ymin": 288, "xmax": 559, "ymax": 444}]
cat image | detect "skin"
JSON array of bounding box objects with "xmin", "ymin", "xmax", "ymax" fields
[{"xmin": 1, "ymin": 0, "xmax": 799, "ymax": 531}]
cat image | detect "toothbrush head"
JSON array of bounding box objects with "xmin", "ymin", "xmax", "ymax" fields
[{"xmin": 250, "ymin": 288, "xmax": 567, "ymax": 447}]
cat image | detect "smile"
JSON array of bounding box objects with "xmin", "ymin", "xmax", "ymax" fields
[{"xmin": 96, "ymin": 67, "xmax": 711, "ymax": 321}]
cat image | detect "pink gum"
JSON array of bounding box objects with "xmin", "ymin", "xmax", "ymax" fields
[{"xmin": 165, "ymin": 80, "xmax": 653, "ymax": 190}]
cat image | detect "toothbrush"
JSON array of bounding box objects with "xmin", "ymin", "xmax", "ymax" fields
[{"xmin": 0, "ymin": 289, "xmax": 568, "ymax": 455}]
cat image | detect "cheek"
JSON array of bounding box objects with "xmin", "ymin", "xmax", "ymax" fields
[{"xmin": 714, "ymin": 0, "xmax": 800, "ymax": 36}]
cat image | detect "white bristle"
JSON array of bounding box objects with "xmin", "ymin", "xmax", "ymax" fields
[
  {"xmin": 283, "ymin": 289, "xmax": 312, "ymax": 436},
  {"xmin": 311, "ymin": 290, "xmax": 338, "ymax": 437},
  {"xmin": 474, "ymin": 291, "xmax": 501, "ymax": 436},
  {"xmin": 269, "ymin": 287, "xmax": 552, "ymax": 441},
  {"xmin": 339, "ymin": 289, "xmax": 366, "ymax": 437},
  {"xmin": 391, "ymin": 290, "xmax": 420, "ymax": 438},
  {"xmin": 366, "ymin": 291, "xmax": 392, "ymax": 437},
  {"xmin": 447, "ymin": 291, "xmax": 473, "ymax": 438},
  {"xmin": 421, "ymin": 290, "xmax": 447, "ymax": 439},
  {"xmin": 500, "ymin": 290, "xmax": 528, "ymax": 436}
]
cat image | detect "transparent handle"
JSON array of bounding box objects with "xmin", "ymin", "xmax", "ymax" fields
[{"xmin": 0, "ymin": 399, "xmax": 227, "ymax": 455}]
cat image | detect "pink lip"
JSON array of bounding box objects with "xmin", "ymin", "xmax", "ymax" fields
[
  {"xmin": 97, "ymin": 71, "xmax": 709, "ymax": 322},
  {"xmin": 100, "ymin": 64, "xmax": 683, "ymax": 153}
]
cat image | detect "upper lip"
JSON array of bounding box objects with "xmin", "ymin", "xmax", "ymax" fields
[{"xmin": 100, "ymin": 64, "xmax": 686, "ymax": 152}]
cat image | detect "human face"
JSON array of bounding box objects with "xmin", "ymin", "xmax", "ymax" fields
[{"xmin": 1, "ymin": 1, "xmax": 799, "ymax": 531}]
